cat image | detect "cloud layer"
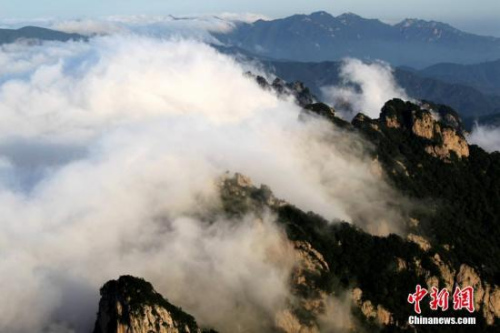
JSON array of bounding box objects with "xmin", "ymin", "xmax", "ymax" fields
[
  {"xmin": 0, "ymin": 36, "xmax": 408, "ymax": 332},
  {"xmin": 1, "ymin": 13, "xmax": 268, "ymax": 40}
]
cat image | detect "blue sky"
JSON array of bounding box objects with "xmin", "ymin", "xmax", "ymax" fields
[{"xmin": 1, "ymin": 0, "xmax": 500, "ymax": 36}]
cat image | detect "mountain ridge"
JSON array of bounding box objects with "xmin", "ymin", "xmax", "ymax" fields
[{"xmin": 214, "ymin": 11, "xmax": 500, "ymax": 67}]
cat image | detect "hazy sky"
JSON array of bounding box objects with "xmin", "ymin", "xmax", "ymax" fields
[{"xmin": 0, "ymin": 0, "xmax": 499, "ymax": 36}]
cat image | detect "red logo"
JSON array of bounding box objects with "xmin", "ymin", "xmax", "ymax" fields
[
  {"xmin": 408, "ymin": 284, "xmax": 428, "ymax": 314},
  {"xmin": 408, "ymin": 285, "xmax": 474, "ymax": 313},
  {"xmin": 430, "ymin": 287, "xmax": 449, "ymax": 311},
  {"xmin": 453, "ymin": 286, "xmax": 475, "ymax": 313}
]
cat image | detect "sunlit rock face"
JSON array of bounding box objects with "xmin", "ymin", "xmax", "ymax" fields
[
  {"xmin": 93, "ymin": 276, "xmax": 202, "ymax": 333},
  {"xmin": 379, "ymin": 99, "xmax": 469, "ymax": 160},
  {"xmin": 455, "ymin": 265, "xmax": 500, "ymax": 325},
  {"xmin": 352, "ymin": 288, "xmax": 393, "ymax": 325}
]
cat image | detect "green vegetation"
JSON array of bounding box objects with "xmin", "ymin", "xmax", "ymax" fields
[{"xmin": 98, "ymin": 276, "xmax": 200, "ymax": 332}]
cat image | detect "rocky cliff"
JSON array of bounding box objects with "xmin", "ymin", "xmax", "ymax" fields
[
  {"xmin": 378, "ymin": 99, "xmax": 469, "ymax": 160},
  {"xmin": 93, "ymin": 276, "xmax": 203, "ymax": 333}
]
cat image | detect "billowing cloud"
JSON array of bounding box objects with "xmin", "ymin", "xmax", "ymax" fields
[
  {"xmin": 215, "ymin": 12, "xmax": 270, "ymax": 23},
  {"xmin": 0, "ymin": 35, "xmax": 408, "ymax": 332},
  {"xmin": 321, "ymin": 58, "xmax": 410, "ymax": 120},
  {"xmin": 1, "ymin": 13, "xmax": 266, "ymax": 39},
  {"xmin": 55, "ymin": 15, "xmax": 237, "ymax": 37},
  {"xmin": 469, "ymin": 123, "xmax": 500, "ymax": 152}
]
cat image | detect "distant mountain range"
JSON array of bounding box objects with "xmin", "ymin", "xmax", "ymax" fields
[
  {"xmin": 0, "ymin": 26, "xmax": 84, "ymax": 44},
  {"xmin": 214, "ymin": 11, "xmax": 500, "ymax": 68}
]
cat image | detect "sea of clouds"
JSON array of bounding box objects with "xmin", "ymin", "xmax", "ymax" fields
[
  {"xmin": 0, "ymin": 32, "xmax": 411, "ymax": 332},
  {"xmin": 1, "ymin": 14, "xmax": 496, "ymax": 333}
]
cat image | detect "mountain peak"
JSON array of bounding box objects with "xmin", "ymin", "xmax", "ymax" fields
[
  {"xmin": 93, "ymin": 276, "xmax": 203, "ymax": 333},
  {"xmin": 309, "ymin": 10, "xmax": 333, "ymax": 18},
  {"xmin": 305, "ymin": 11, "xmax": 336, "ymax": 24},
  {"xmin": 337, "ymin": 12, "xmax": 363, "ymax": 20},
  {"xmin": 217, "ymin": 11, "xmax": 500, "ymax": 67}
]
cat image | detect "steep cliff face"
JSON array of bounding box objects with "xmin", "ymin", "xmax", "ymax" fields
[
  {"xmin": 93, "ymin": 276, "xmax": 202, "ymax": 333},
  {"xmin": 276, "ymin": 241, "xmax": 331, "ymax": 333},
  {"xmin": 424, "ymin": 127, "xmax": 470, "ymax": 160},
  {"xmin": 220, "ymin": 174, "xmax": 330, "ymax": 333},
  {"xmin": 455, "ymin": 265, "xmax": 500, "ymax": 325},
  {"xmin": 352, "ymin": 288, "xmax": 393, "ymax": 326}
]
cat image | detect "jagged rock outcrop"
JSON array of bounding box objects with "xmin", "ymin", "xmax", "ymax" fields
[
  {"xmin": 219, "ymin": 172, "xmax": 286, "ymax": 215},
  {"xmin": 273, "ymin": 253, "xmax": 331, "ymax": 333},
  {"xmin": 352, "ymin": 113, "xmax": 380, "ymax": 132},
  {"xmin": 277, "ymin": 241, "xmax": 331, "ymax": 333},
  {"xmin": 246, "ymin": 72, "xmax": 316, "ymax": 107},
  {"xmin": 352, "ymin": 288, "xmax": 393, "ymax": 325},
  {"xmin": 431, "ymin": 254, "xmax": 455, "ymax": 291},
  {"xmin": 301, "ymin": 98, "xmax": 470, "ymax": 162},
  {"xmin": 424, "ymin": 127, "xmax": 470, "ymax": 160},
  {"xmin": 303, "ymin": 103, "xmax": 336, "ymax": 121},
  {"xmin": 407, "ymin": 234, "xmax": 432, "ymax": 252},
  {"xmin": 93, "ymin": 276, "xmax": 202, "ymax": 333},
  {"xmin": 455, "ymin": 265, "xmax": 500, "ymax": 325},
  {"xmin": 380, "ymin": 99, "xmax": 469, "ymax": 160},
  {"xmin": 421, "ymin": 102, "xmax": 465, "ymax": 134},
  {"xmin": 293, "ymin": 241, "xmax": 330, "ymax": 278},
  {"xmin": 410, "ymin": 110, "xmax": 435, "ymax": 140},
  {"xmin": 274, "ymin": 309, "xmax": 317, "ymax": 333}
]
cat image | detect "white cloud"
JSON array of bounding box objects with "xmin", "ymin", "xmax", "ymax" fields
[
  {"xmin": 321, "ymin": 58, "xmax": 410, "ymax": 120},
  {"xmin": 0, "ymin": 13, "xmax": 263, "ymax": 39},
  {"xmin": 469, "ymin": 123, "xmax": 500, "ymax": 152},
  {"xmin": 0, "ymin": 36, "xmax": 408, "ymax": 332},
  {"xmin": 215, "ymin": 12, "xmax": 270, "ymax": 23}
]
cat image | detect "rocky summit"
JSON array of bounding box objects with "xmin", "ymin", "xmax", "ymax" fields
[
  {"xmin": 373, "ymin": 99, "xmax": 469, "ymax": 160},
  {"xmin": 93, "ymin": 276, "xmax": 205, "ymax": 333}
]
